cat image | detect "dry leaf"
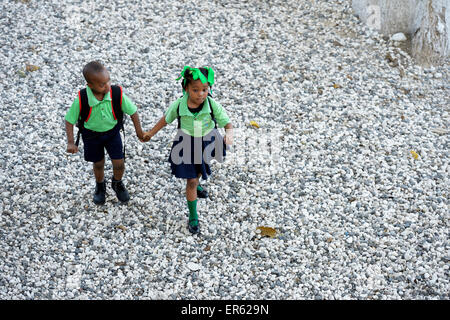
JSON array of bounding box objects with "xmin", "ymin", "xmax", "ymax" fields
[
  {"xmin": 17, "ymin": 69, "xmax": 26, "ymax": 78},
  {"xmin": 116, "ymin": 225, "xmax": 127, "ymax": 232},
  {"xmin": 385, "ymin": 53, "xmax": 398, "ymax": 66},
  {"xmin": 333, "ymin": 83, "xmax": 341, "ymax": 89},
  {"xmin": 26, "ymin": 64, "xmax": 40, "ymax": 72},
  {"xmin": 431, "ymin": 128, "xmax": 447, "ymax": 135},
  {"xmin": 410, "ymin": 150, "xmax": 419, "ymax": 160},
  {"xmin": 204, "ymin": 245, "xmax": 211, "ymax": 251},
  {"xmin": 250, "ymin": 121, "xmax": 260, "ymax": 128},
  {"xmin": 256, "ymin": 226, "xmax": 277, "ymax": 238},
  {"xmin": 259, "ymin": 29, "xmax": 268, "ymax": 39}
]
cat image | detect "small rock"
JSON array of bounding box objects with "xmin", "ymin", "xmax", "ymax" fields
[
  {"xmin": 187, "ymin": 262, "xmax": 201, "ymax": 271},
  {"xmin": 404, "ymin": 251, "xmax": 413, "ymax": 261},
  {"xmin": 391, "ymin": 33, "xmax": 407, "ymax": 41}
]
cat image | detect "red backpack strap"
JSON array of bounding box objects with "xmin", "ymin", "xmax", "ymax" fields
[
  {"xmin": 78, "ymin": 91, "xmax": 82, "ymax": 113},
  {"xmin": 110, "ymin": 87, "xmax": 116, "ymax": 120}
]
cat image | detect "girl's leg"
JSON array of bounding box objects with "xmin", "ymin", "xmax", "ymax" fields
[
  {"xmin": 186, "ymin": 177, "xmax": 199, "ymax": 201},
  {"xmin": 196, "ymin": 173, "xmax": 208, "ymax": 198},
  {"xmin": 186, "ymin": 177, "xmax": 200, "ymax": 233}
]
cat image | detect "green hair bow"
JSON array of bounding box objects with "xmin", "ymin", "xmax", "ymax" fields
[{"xmin": 176, "ymin": 66, "xmax": 215, "ymax": 87}]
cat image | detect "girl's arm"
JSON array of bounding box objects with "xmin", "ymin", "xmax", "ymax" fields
[
  {"xmin": 144, "ymin": 116, "xmax": 167, "ymax": 140},
  {"xmin": 224, "ymin": 122, "xmax": 233, "ymax": 145}
]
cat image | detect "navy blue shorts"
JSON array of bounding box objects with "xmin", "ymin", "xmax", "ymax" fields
[
  {"xmin": 81, "ymin": 125, "xmax": 123, "ymax": 163},
  {"xmin": 168, "ymin": 129, "xmax": 226, "ymax": 180}
]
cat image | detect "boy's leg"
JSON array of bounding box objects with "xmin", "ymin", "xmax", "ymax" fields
[
  {"xmin": 83, "ymin": 131, "xmax": 106, "ymax": 204},
  {"xmin": 186, "ymin": 178, "xmax": 200, "ymax": 234},
  {"xmin": 104, "ymin": 128, "xmax": 129, "ymax": 203},
  {"xmin": 112, "ymin": 158, "xmax": 125, "ymax": 181},
  {"xmin": 93, "ymin": 159, "xmax": 106, "ymax": 205},
  {"xmin": 111, "ymin": 158, "xmax": 129, "ymax": 203},
  {"xmin": 93, "ymin": 159, "xmax": 105, "ymax": 182}
]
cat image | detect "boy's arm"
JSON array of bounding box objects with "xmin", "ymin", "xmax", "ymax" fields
[
  {"xmin": 65, "ymin": 120, "xmax": 79, "ymax": 153},
  {"xmin": 130, "ymin": 111, "xmax": 146, "ymax": 141},
  {"xmin": 144, "ymin": 116, "xmax": 167, "ymax": 140}
]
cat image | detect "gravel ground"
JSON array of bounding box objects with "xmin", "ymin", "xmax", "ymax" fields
[{"xmin": 0, "ymin": 0, "xmax": 448, "ymax": 300}]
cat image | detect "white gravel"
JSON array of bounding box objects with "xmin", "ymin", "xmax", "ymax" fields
[{"xmin": 0, "ymin": 0, "xmax": 449, "ymax": 300}]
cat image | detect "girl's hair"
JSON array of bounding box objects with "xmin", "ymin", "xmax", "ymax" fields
[{"xmin": 181, "ymin": 67, "xmax": 210, "ymax": 91}]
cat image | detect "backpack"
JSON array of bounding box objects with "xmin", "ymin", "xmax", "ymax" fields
[{"xmin": 75, "ymin": 85, "xmax": 127, "ymax": 159}]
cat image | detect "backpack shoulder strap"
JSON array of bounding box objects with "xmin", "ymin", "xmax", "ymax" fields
[
  {"xmin": 176, "ymin": 95, "xmax": 216, "ymax": 129},
  {"xmin": 78, "ymin": 88, "xmax": 90, "ymax": 127},
  {"xmin": 110, "ymin": 85, "xmax": 123, "ymax": 125},
  {"xmin": 75, "ymin": 88, "xmax": 90, "ymax": 146},
  {"xmin": 110, "ymin": 85, "xmax": 126, "ymax": 159},
  {"xmin": 207, "ymin": 96, "xmax": 217, "ymax": 128},
  {"xmin": 176, "ymin": 97, "xmax": 183, "ymax": 129}
]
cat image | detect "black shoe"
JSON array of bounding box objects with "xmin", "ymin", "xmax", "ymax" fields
[
  {"xmin": 197, "ymin": 186, "xmax": 208, "ymax": 199},
  {"xmin": 93, "ymin": 181, "xmax": 106, "ymax": 205},
  {"xmin": 188, "ymin": 219, "xmax": 200, "ymax": 234},
  {"xmin": 111, "ymin": 179, "xmax": 130, "ymax": 203}
]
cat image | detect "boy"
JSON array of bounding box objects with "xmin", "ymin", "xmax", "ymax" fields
[{"xmin": 65, "ymin": 61, "xmax": 148, "ymax": 205}]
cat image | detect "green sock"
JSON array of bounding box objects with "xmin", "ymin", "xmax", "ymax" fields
[
  {"xmin": 187, "ymin": 199, "xmax": 198, "ymax": 226},
  {"xmin": 197, "ymin": 185, "xmax": 203, "ymax": 192}
]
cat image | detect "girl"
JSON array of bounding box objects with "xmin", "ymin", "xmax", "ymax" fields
[{"xmin": 144, "ymin": 66, "xmax": 233, "ymax": 234}]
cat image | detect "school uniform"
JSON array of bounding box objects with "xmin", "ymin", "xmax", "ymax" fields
[
  {"xmin": 65, "ymin": 86, "xmax": 137, "ymax": 162},
  {"xmin": 164, "ymin": 94, "xmax": 230, "ymax": 180}
]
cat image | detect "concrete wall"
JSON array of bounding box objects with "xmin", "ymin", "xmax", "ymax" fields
[
  {"xmin": 352, "ymin": 0, "xmax": 447, "ymax": 38},
  {"xmin": 352, "ymin": 0, "xmax": 449, "ymax": 64}
]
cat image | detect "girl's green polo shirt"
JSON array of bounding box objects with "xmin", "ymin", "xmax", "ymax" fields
[
  {"xmin": 165, "ymin": 94, "xmax": 230, "ymax": 137},
  {"xmin": 65, "ymin": 87, "xmax": 137, "ymax": 132}
]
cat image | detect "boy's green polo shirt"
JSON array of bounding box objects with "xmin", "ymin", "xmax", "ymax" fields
[
  {"xmin": 65, "ymin": 86, "xmax": 137, "ymax": 132},
  {"xmin": 165, "ymin": 95, "xmax": 230, "ymax": 137}
]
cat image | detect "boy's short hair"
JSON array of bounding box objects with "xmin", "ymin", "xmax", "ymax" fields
[{"xmin": 83, "ymin": 61, "xmax": 105, "ymax": 83}]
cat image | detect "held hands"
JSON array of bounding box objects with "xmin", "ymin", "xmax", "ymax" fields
[{"xmin": 138, "ymin": 131, "xmax": 152, "ymax": 143}]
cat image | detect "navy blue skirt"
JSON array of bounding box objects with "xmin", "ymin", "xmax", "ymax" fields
[{"xmin": 168, "ymin": 129, "xmax": 226, "ymax": 180}]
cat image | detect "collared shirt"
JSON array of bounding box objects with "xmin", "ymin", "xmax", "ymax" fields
[
  {"xmin": 65, "ymin": 86, "xmax": 137, "ymax": 132},
  {"xmin": 165, "ymin": 94, "xmax": 231, "ymax": 137}
]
